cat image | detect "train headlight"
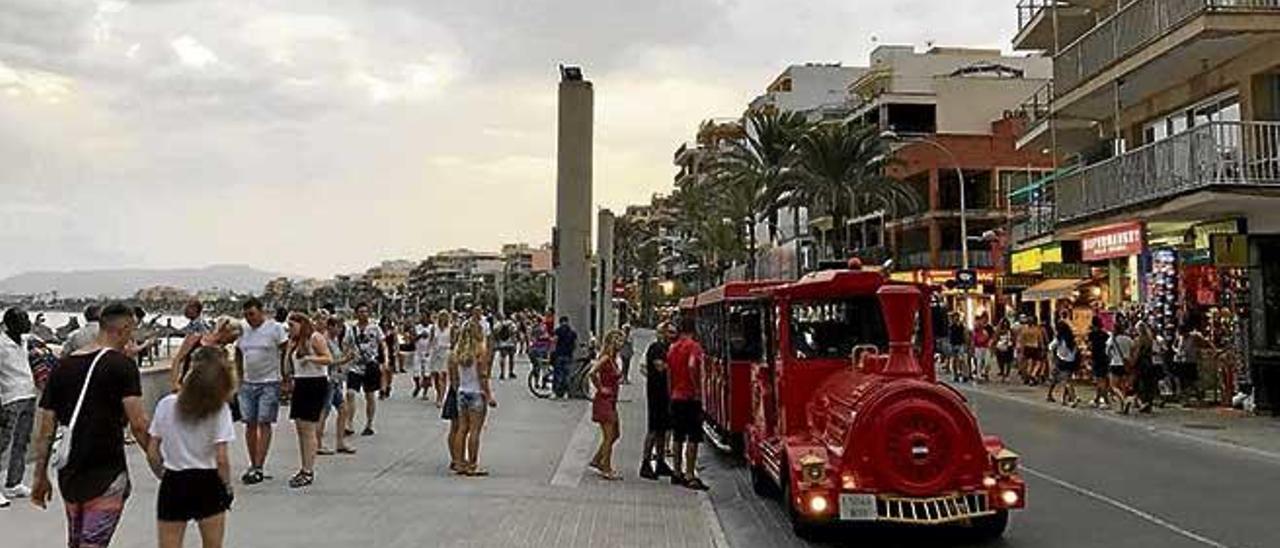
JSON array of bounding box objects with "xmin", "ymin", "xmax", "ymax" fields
[
  {"xmin": 799, "ymin": 454, "xmax": 827, "ymax": 485},
  {"xmin": 994, "ymin": 449, "xmax": 1019, "ymax": 477},
  {"xmin": 1001, "ymin": 490, "xmax": 1020, "ymax": 506},
  {"xmin": 808, "ymin": 495, "xmax": 830, "ymax": 514}
]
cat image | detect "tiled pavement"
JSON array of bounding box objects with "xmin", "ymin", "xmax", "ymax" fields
[{"xmin": 0, "ymin": 356, "xmax": 725, "ymax": 548}]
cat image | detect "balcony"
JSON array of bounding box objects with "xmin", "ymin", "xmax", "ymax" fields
[
  {"xmin": 1012, "ymin": 204, "xmax": 1059, "ymax": 243},
  {"xmin": 1054, "ymin": 0, "xmax": 1280, "ymax": 102},
  {"xmin": 897, "ymin": 251, "xmax": 996, "ymax": 270},
  {"xmin": 1013, "ymin": 1, "xmax": 1097, "ymax": 52},
  {"xmin": 1056, "ymin": 121, "xmax": 1280, "ymax": 222}
]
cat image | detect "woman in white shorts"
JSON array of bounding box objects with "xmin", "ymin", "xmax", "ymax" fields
[{"xmin": 425, "ymin": 311, "xmax": 453, "ymax": 408}]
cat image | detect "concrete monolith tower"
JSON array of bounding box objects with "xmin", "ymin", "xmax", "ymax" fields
[
  {"xmin": 596, "ymin": 208, "xmax": 616, "ymax": 335},
  {"xmin": 555, "ymin": 66, "xmax": 593, "ymax": 349}
]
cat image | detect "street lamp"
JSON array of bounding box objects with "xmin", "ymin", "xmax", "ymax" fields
[
  {"xmin": 882, "ymin": 128, "xmax": 978, "ymax": 377},
  {"xmin": 880, "ymin": 130, "xmax": 969, "ymax": 272}
]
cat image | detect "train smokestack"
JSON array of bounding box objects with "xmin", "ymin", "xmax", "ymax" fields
[{"xmin": 877, "ymin": 285, "xmax": 923, "ymax": 377}]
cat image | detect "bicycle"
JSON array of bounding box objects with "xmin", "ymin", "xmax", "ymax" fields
[
  {"xmin": 528, "ymin": 351, "xmax": 555, "ymax": 399},
  {"xmin": 527, "ymin": 354, "xmax": 594, "ymax": 400}
]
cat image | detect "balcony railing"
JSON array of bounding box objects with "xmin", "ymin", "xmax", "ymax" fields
[
  {"xmin": 1012, "ymin": 204, "xmax": 1058, "ymax": 242},
  {"xmin": 1015, "ymin": 82, "xmax": 1054, "ymax": 140},
  {"xmin": 1054, "ymin": 0, "xmax": 1280, "ymax": 97},
  {"xmin": 1017, "ymin": 1, "xmax": 1069, "ymax": 33},
  {"xmin": 898, "ymin": 251, "xmax": 996, "ymax": 270},
  {"xmin": 1056, "ymin": 121, "xmax": 1280, "ymax": 222}
]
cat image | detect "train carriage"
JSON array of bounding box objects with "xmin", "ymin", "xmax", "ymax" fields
[
  {"xmin": 689, "ymin": 261, "xmax": 1024, "ymax": 539},
  {"xmin": 689, "ymin": 281, "xmax": 787, "ymax": 452}
]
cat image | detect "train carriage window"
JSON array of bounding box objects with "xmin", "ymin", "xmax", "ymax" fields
[
  {"xmin": 790, "ymin": 298, "xmax": 888, "ymax": 360},
  {"xmin": 727, "ymin": 304, "xmax": 764, "ymax": 361}
]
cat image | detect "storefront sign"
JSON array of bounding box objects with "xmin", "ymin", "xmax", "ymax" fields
[
  {"xmin": 1082, "ymin": 223, "xmax": 1145, "ymax": 262},
  {"xmin": 1042, "ymin": 262, "xmax": 1091, "ymax": 279},
  {"xmin": 1011, "ymin": 248, "xmax": 1042, "ymax": 274},
  {"xmin": 997, "ymin": 274, "xmax": 1039, "ymax": 291},
  {"xmin": 1212, "ymin": 234, "xmax": 1249, "ymax": 267},
  {"xmin": 890, "ymin": 269, "xmax": 995, "ymax": 287},
  {"xmin": 1194, "ymin": 219, "xmax": 1241, "ymax": 249},
  {"xmin": 1010, "ymin": 244, "xmax": 1062, "ymax": 274}
]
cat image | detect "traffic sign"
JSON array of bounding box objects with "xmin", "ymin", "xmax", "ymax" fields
[{"xmin": 954, "ymin": 269, "xmax": 978, "ymax": 290}]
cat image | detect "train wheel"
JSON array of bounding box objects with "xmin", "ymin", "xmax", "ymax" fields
[
  {"xmin": 781, "ymin": 468, "xmax": 821, "ymax": 541},
  {"xmin": 965, "ymin": 510, "xmax": 1009, "ymax": 542},
  {"xmin": 750, "ymin": 465, "xmax": 775, "ymax": 498}
]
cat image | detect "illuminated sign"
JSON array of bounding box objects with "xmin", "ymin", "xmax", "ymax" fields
[
  {"xmin": 1082, "ymin": 223, "xmax": 1144, "ymax": 262},
  {"xmin": 1011, "ymin": 248, "xmax": 1041, "ymax": 274},
  {"xmin": 1010, "ymin": 245, "xmax": 1062, "ymax": 274},
  {"xmin": 1042, "ymin": 262, "xmax": 1091, "ymax": 279}
]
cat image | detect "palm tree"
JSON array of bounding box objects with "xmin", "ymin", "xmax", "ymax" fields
[
  {"xmin": 794, "ymin": 121, "xmax": 922, "ymax": 259},
  {"xmin": 712, "ymin": 110, "xmax": 809, "ymax": 278}
]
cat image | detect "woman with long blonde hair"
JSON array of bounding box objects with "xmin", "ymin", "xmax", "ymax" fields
[
  {"xmin": 147, "ymin": 346, "xmax": 238, "ymax": 548},
  {"xmin": 284, "ymin": 312, "xmax": 333, "ymax": 488},
  {"xmin": 589, "ymin": 330, "xmax": 625, "ymax": 480},
  {"xmin": 448, "ymin": 320, "xmax": 496, "ymax": 476},
  {"xmin": 426, "ymin": 310, "xmax": 453, "ymax": 407}
]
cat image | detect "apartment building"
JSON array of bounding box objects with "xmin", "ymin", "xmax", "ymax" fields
[
  {"xmin": 748, "ymin": 63, "xmax": 869, "ymax": 121},
  {"xmin": 832, "ymin": 46, "xmax": 1054, "ymax": 314},
  {"xmin": 1008, "ymin": 0, "xmax": 1280, "ymax": 413}
]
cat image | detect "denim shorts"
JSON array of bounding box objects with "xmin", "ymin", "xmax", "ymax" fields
[
  {"xmin": 325, "ymin": 379, "xmax": 345, "ymax": 410},
  {"xmin": 457, "ymin": 391, "xmax": 487, "ymax": 413},
  {"xmin": 237, "ymin": 382, "xmax": 281, "ymax": 424}
]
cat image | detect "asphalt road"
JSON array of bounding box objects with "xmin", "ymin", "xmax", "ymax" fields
[{"xmin": 703, "ymin": 381, "xmax": 1280, "ymax": 548}]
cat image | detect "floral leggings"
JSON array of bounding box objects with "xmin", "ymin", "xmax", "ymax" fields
[{"xmin": 64, "ymin": 473, "xmax": 130, "ymax": 548}]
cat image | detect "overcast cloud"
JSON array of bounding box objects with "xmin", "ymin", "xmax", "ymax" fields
[{"xmin": 0, "ymin": 0, "xmax": 1015, "ymax": 279}]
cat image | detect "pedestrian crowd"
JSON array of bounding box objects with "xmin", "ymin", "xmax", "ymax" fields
[
  {"xmin": 0, "ymin": 298, "xmax": 554, "ymax": 547},
  {"xmin": 935, "ymin": 305, "xmax": 1220, "ymax": 416}
]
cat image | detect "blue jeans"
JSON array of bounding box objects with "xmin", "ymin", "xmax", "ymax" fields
[
  {"xmin": 552, "ymin": 355, "xmax": 572, "ymax": 397},
  {"xmin": 238, "ymin": 381, "xmax": 281, "ymax": 424}
]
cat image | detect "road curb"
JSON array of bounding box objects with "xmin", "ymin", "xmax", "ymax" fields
[{"xmin": 959, "ymin": 383, "xmax": 1280, "ymax": 464}]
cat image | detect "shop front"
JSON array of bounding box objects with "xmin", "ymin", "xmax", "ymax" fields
[
  {"xmin": 889, "ymin": 268, "xmax": 998, "ymax": 324},
  {"xmin": 1080, "ymin": 222, "xmax": 1147, "ymax": 311},
  {"xmin": 1121, "ymin": 218, "xmax": 1257, "ymax": 406}
]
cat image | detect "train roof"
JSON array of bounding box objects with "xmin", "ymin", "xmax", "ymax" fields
[
  {"xmin": 694, "ymin": 280, "xmax": 787, "ymax": 307},
  {"xmin": 760, "ymin": 268, "xmax": 895, "ymax": 300}
]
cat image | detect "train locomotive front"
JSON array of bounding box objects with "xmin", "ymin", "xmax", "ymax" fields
[{"xmin": 742, "ymin": 268, "xmax": 1024, "ymax": 540}]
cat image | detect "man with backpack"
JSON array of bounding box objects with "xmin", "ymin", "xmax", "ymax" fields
[{"xmin": 493, "ymin": 314, "xmax": 517, "ymax": 380}]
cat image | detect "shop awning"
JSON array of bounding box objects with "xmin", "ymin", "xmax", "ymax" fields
[{"xmin": 1022, "ymin": 278, "xmax": 1087, "ymax": 302}]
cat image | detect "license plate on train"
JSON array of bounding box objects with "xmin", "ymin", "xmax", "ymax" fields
[{"xmin": 839, "ymin": 494, "xmax": 879, "ymax": 521}]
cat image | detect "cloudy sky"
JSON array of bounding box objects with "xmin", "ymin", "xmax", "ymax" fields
[{"xmin": 0, "ymin": 0, "xmax": 1014, "ymax": 279}]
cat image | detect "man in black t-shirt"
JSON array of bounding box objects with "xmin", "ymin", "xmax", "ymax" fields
[
  {"xmin": 639, "ymin": 323, "xmax": 676, "ymax": 480},
  {"xmin": 31, "ymin": 302, "xmax": 151, "ymax": 548},
  {"xmin": 551, "ymin": 317, "xmax": 578, "ymax": 399}
]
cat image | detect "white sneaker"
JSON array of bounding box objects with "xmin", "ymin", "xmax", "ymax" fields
[
  {"xmin": 0, "ymin": 492, "xmax": 10, "ymax": 508},
  {"xmin": 3, "ymin": 484, "xmax": 31, "ymax": 498}
]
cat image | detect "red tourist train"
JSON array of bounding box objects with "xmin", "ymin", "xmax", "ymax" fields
[{"xmin": 683, "ymin": 261, "xmax": 1024, "ymax": 539}]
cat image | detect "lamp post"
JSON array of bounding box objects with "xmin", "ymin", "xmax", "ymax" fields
[
  {"xmin": 882, "ymin": 130, "xmax": 977, "ymax": 381},
  {"xmin": 881, "ymin": 131, "xmax": 969, "ymax": 272}
]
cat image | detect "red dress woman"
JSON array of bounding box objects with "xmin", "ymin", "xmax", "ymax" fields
[{"xmin": 589, "ymin": 332, "xmax": 624, "ymax": 480}]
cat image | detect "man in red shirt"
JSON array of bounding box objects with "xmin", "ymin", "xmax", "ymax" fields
[{"xmin": 666, "ymin": 317, "xmax": 709, "ymax": 491}]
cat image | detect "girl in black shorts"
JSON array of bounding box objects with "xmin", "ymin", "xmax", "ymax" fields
[
  {"xmin": 147, "ymin": 346, "xmax": 238, "ymax": 548},
  {"xmin": 286, "ymin": 313, "xmax": 335, "ymax": 489}
]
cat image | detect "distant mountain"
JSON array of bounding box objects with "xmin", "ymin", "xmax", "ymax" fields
[{"xmin": 0, "ymin": 265, "xmax": 285, "ymax": 298}]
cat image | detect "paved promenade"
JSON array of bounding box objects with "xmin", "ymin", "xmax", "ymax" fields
[{"xmin": 0, "ymin": 356, "xmax": 726, "ymax": 548}]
